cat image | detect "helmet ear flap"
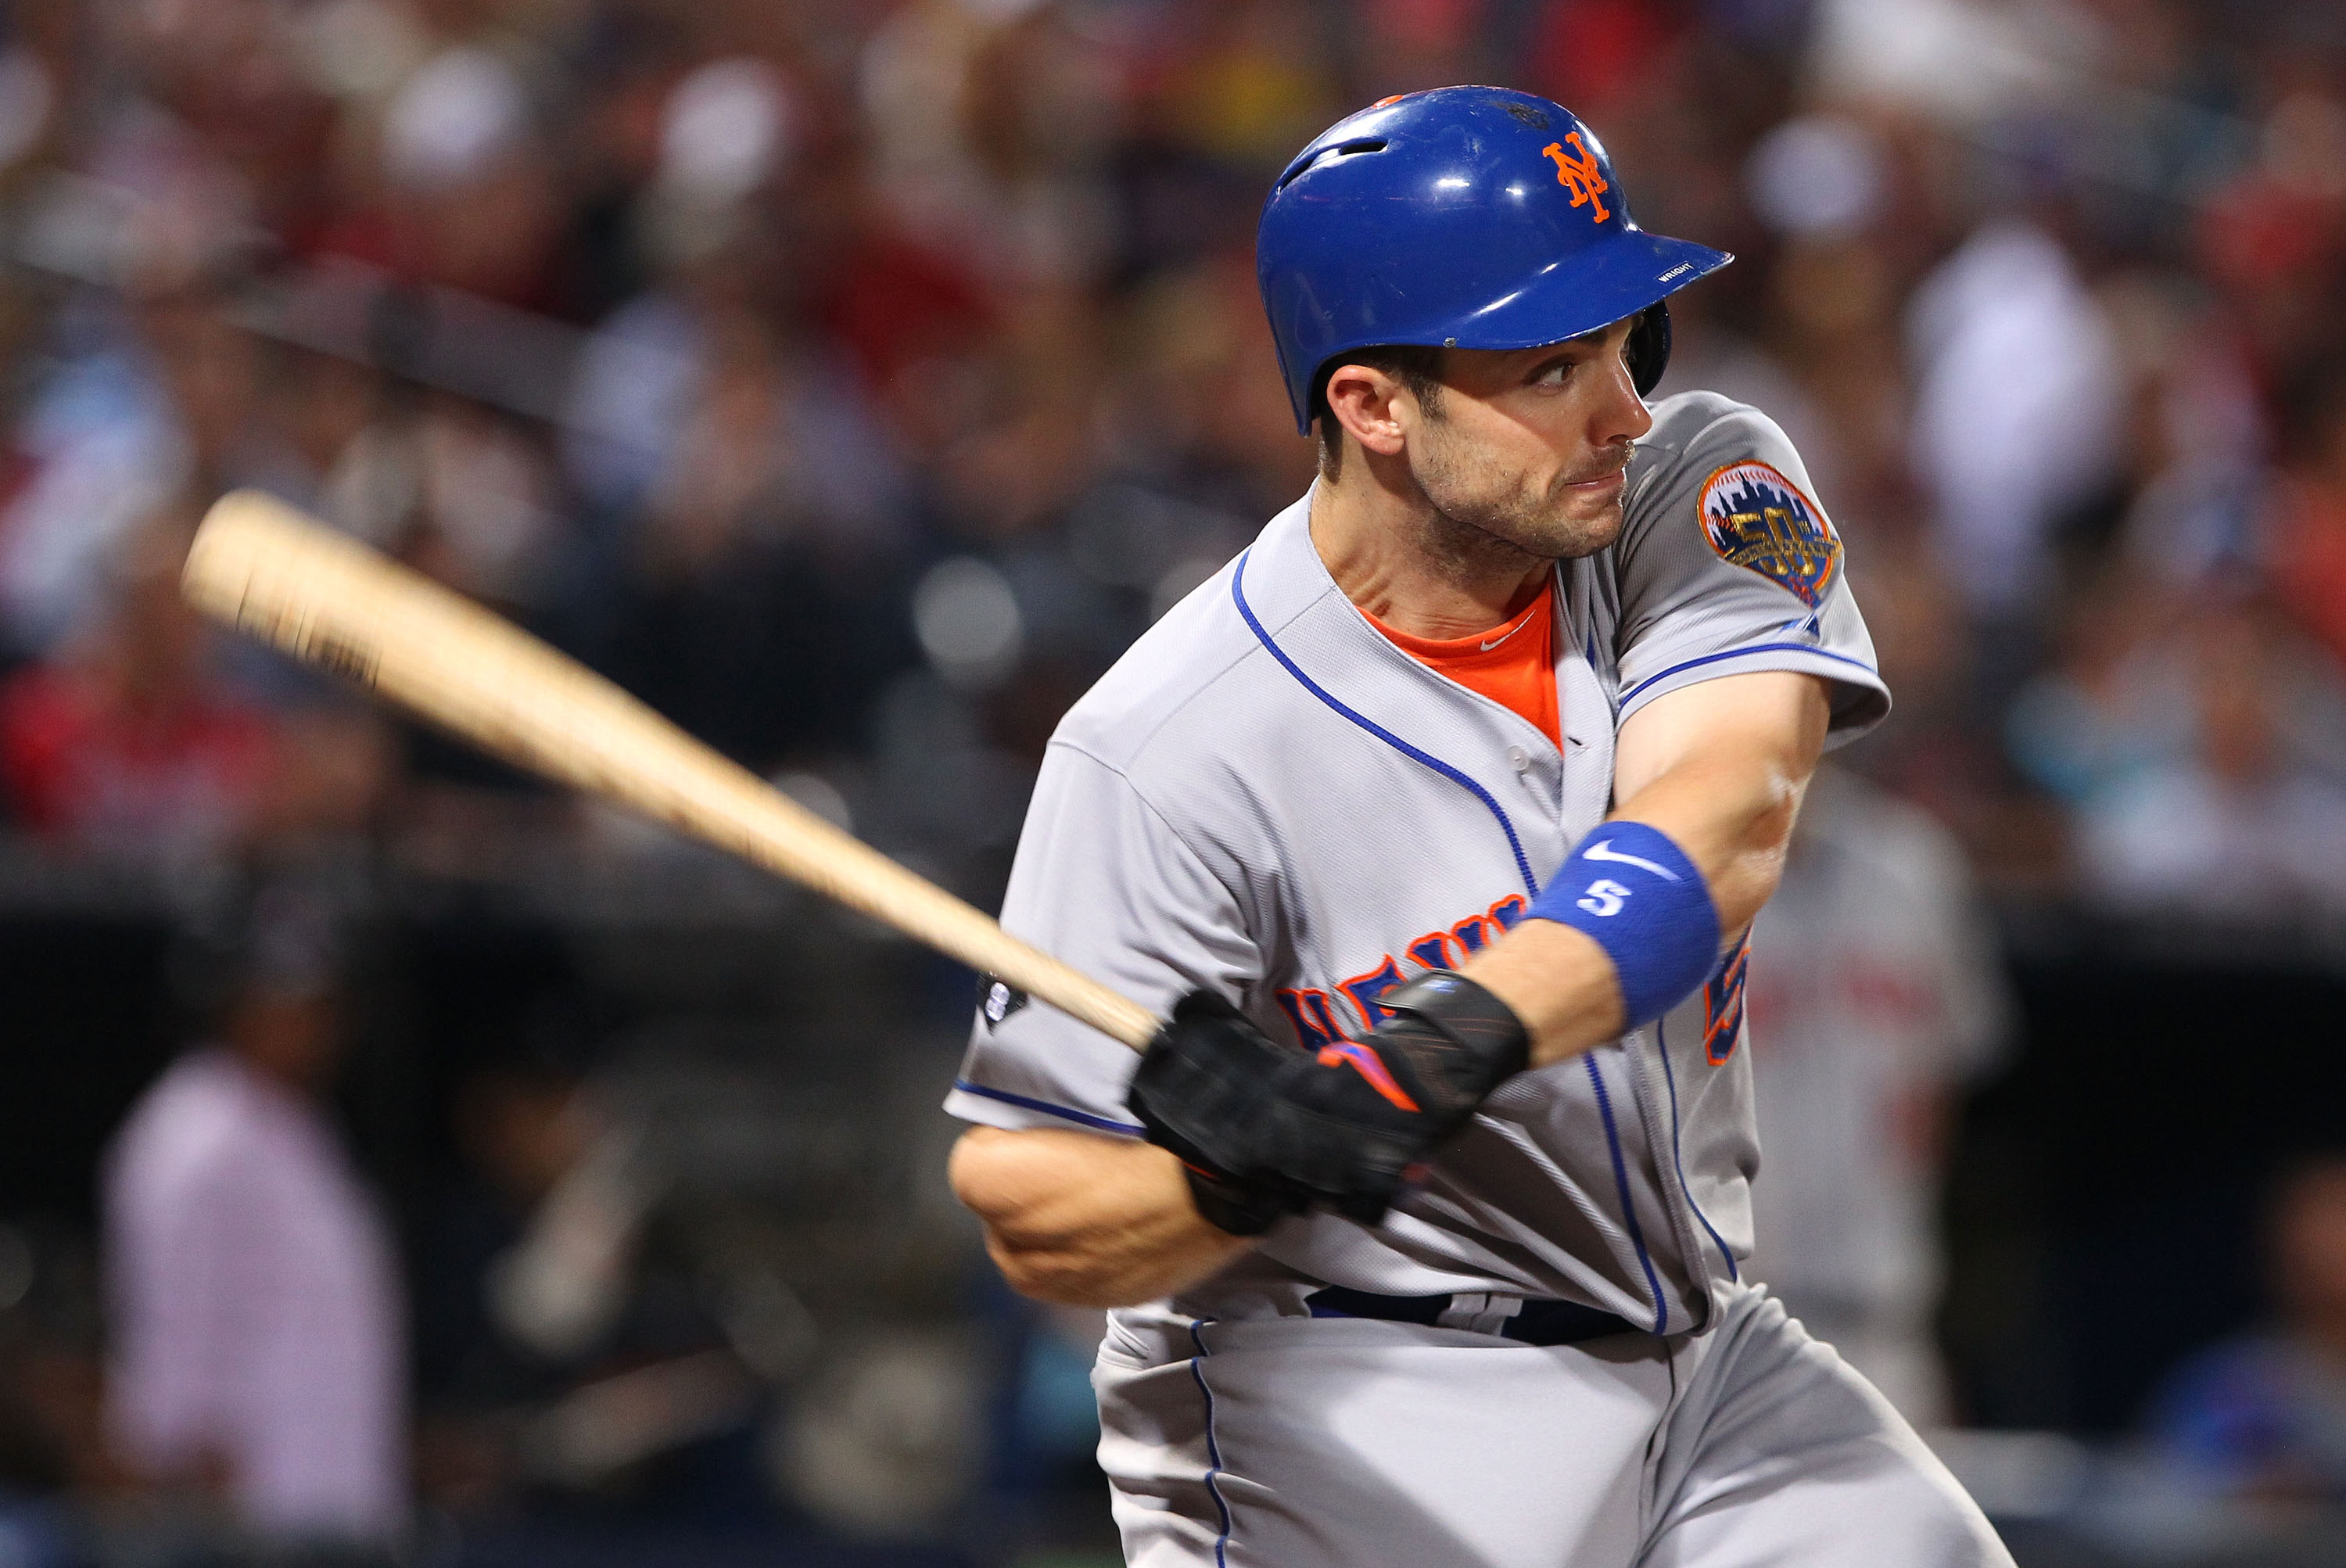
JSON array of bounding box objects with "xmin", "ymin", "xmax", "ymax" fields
[{"xmin": 1626, "ymin": 303, "xmax": 1672, "ymax": 396}]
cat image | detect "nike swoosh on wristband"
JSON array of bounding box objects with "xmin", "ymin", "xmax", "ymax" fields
[{"xmin": 1582, "ymin": 838, "xmax": 1681, "ymax": 881}]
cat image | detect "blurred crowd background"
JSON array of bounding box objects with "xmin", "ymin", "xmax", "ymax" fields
[{"xmin": 0, "ymin": 0, "xmax": 2341, "ymax": 1563}]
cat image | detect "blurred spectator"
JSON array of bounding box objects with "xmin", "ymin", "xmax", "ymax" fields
[
  {"xmin": 859, "ymin": 1, "xmax": 1120, "ymax": 291},
  {"xmin": 564, "ymin": 71, "xmax": 906, "ymax": 546},
  {"xmin": 0, "ymin": 287, "xmax": 260, "ymax": 659},
  {"xmin": 1907, "ymin": 216, "xmax": 2124, "ymax": 621},
  {"xmin": 2004, "ymin": 564, "xmax": 2193, "ymax": 811},
  {"xmin": 1663, "ymin": 110, "xmax": 1891, "ymax": 509},
  {"xmin": 398, "ymin": 397, "xmax": 565, "ymax": 610},
  {"xmin": 1745, "ymin": 765, "xmax": 2011, "ymax": 1426},
  {"xmin": 1523, "ymin": 0, "xmax": 1684, "ymax": 119},
  {"xmin": 2196, "ymin": 82, "xmax": 2346, "ymax": 392},
  {"xmin": 567, "ymin": 292, "xmax": 918, "ymax": 770},
  {"xmin": 2100, "ymin": 274, "xmax": 2265, "ymax": 597},
  {"xmin": 2147, "ymin": 1153, "xmax": 2346, "ymax": 1502},
  {"xmin": 2267, "ymin": 364, "xmax": 2346, "ymax": 674},
  {"xmin": 96, "ymin": 0, "xmax": 335, "ymax": 253},
  {"xmin": 1102, "ymin": 247, "xmax": 1318, "ymax": 522},
  {"xmin": 412, "ymin": 1039, "xmax": 604, "ymax": 1512},
  {"xmin": 1135, "ymin": 0, "xmax": 1343, "ymax": 178},
  {"xmin": 321, "ymin": 45, "xmax": 567, "ymax": 313},
  {"xmin": 102, "ymin": 880, "xmax": 407, "ymax": 1551},
  {"xmin": 0, "ymin": 529, "xmax": 275, "ymax": 859},
  {"xmin": 1103, "ymin": 0, "xmax": 1341, "ymax": 283},
  {"xmin": 0, "ymin": 515, "xmax": 386, "ymax": 852},
  {"xmin": 1806, "ymin": 0, "xmax": 2077, "ymax": 126},
  {"xmin": 556, "ymin": 55, "xmax": 921, "ymax": 776},
  {"xmin": 2068, "ymin": 608, "xmax": 2346, "ymax": 918}
]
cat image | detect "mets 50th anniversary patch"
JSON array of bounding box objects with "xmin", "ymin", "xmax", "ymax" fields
[{"xmin": 1698, "ymin": 461, "xmax": 1841, "ymax": 607}]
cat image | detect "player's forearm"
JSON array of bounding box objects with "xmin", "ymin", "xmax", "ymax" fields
[
  {"xmin": 1461, "ymin": 922, "xmax": 1625, "ymax": 1066},
  {"xmin": 1467, "ymin": 673, "xmax": 1828, "ymax": 1067},
  {"xmin": 949, "ymin": 1126, "xmax": 1254, "ymax": 1308},
  {"xmin": 1606, "ymin": 740, "xmax": 1808, "ymax": 936},
  {"xmin": 1605, "ymin": 670, "xmax": 1827, "ymax": 931}
]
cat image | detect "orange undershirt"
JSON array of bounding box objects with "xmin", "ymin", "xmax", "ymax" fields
[{"xmin": 1361, "ymin": 579, "xmax": 1561, "ymax": 748}]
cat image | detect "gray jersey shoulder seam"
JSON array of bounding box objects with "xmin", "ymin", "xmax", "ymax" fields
[
  {"xmin": 1074, "ymin": 573, "xmax": 1342, "ymax": 766},
  {"xmin": 1042, "ymin": 736, "xmax": 1260, "ymax": 926}
]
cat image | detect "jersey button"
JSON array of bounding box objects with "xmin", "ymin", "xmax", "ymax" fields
[{"xmin": 1507, "ymin": 745, "xmax": 1530, "ymax": 773}]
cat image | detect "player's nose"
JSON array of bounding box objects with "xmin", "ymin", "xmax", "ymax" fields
[{"xmin": 1601, "ymin": 357, "xmax": 1655, "ymax": 448}]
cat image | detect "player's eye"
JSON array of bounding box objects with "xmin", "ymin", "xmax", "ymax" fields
[{"xmin": 1530, "ymin": 359, "xmax": 1576, "ymax": 386}]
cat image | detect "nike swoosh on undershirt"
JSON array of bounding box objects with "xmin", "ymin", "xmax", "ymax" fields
[{"xmin": 1480, "ymin": 615, "xmax": 1536, "ymax": 652}]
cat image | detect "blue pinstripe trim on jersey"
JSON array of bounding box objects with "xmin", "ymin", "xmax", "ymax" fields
[
  {"xmin": 1232, "ymin": 551, "xmax": 1539, "ymax": 897},
  {"xmin": 1584, "ymin": 1053, "xmax": 1670, "ymax": 1334},
  {"xmin": 1188, "ymin": 1319, "xmax": 1234, "ymax": 1568},
  {"xmin": 1617, "ymin": 641, "xmax": 1878, "ymax": 709},
  {"xmin": 952, "ymin": 1080, "xmax": 1145, "ymax": 1137},
  {"xmin": 1654, "ymin": 1018, "xmax": 1740, "ymax": 1281}
]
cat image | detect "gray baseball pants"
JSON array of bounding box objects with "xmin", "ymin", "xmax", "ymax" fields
[{"xmin": 1093, "ymin": 1283, "xmax": 2012, "ymax": 1567}]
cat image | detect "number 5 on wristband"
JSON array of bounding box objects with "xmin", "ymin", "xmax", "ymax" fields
[{"xmin": 1577, "ymin": 879, "xmax": 1632, "ymax": 917}]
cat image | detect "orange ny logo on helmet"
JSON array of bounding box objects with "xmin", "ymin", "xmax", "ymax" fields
[{"xmin": 1541, "ymin": 134, "xmax": 1609, "ymax": 222}]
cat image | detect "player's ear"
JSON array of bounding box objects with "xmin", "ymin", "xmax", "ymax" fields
[{"xmin": 1322, "ymin": 364, "xmax": 1412, "ymax": 458}]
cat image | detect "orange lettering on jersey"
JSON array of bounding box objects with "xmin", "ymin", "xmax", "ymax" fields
[
  {"xmin": 1450, "ymin": 913, "xmax": 1498, "ymax": 955},
  {"xmin": 1703, "ymin": 935, "xmax": 1749, "ymax": 1064},
  {"xmin": 1451, "ymin": 893, "xmax": 1527, "ymax": 958},
  {"xmin": 1283, "ymin": 892, "xmax": 1544, "ymax": 1049},
  {"xmin": 1408, "ymin": 930, "xmax": 1462, "ymax": 971},
  {"xmin": 1340, "ymin": 955, "xmax": 1407, "ymax": 1030},
  {"xmin": 1275, "ymin": 986, "xmax": 1348, "ymax": 1049},
  {"xmin": 1541, "ymin": 134, "xmax": 1609, "ymax": 222}
]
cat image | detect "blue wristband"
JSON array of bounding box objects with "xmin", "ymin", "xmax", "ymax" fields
[{"xmin": 1526, "ymin": 821, "xmax": 1720, "ymax": 1028}]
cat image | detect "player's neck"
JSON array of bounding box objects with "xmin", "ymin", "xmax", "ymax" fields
[{"xmin": 1308, "ymin": 472, "xmax": 1551, "ymax": 640}]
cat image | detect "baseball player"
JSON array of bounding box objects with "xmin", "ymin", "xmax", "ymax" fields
[{"xmin": 946, "ymin": 88, "xmax": 2011, "ymax": 1566}]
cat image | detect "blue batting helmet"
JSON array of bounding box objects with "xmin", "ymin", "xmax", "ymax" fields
[{"xmin": 1257, "ymin": 86, "xmax": 1734, "ymax": 435}]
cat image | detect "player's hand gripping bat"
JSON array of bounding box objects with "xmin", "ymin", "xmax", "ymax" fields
[{"xmin": 180, "ymin": 490, "xmax": 1158, "ymax": 1053}]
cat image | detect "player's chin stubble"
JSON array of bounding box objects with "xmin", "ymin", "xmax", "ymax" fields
[{"xmin": 1409, "ymin": 435, "xmax": 1627, "ymax": 569}]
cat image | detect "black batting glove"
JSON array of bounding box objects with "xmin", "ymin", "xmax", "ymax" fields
[
  {"xmin": 1125, "ymin": 990, "xmax": 1314, "ymax": 1235},
  {"xmin": 1128, "ymin": 972, "xmax": 1531, "ymax": 1229}
]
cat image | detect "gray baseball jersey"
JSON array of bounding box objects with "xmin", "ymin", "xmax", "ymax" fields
[{"xmin": 947, "ymin": 389, "xmax": 1889, "ymax": 1336}]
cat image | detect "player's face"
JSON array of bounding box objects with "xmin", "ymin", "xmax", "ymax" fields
[{"xmin": 1404, "ymin": 321, "xmax": 1654, "ymax": 561}]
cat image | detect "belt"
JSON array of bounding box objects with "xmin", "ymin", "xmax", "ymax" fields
[{"xmin": 1304, "ymin": 1285, "xmax": 1638, "ymax": 1347}]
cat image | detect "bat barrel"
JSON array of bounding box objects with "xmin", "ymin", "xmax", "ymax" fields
[{"xmin": 181, "ymin": 490, "xmax": 1161, "ymax": 1053}]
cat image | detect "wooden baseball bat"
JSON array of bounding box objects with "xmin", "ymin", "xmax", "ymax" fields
[{"xmin": 180, "ymin": 490, "xmax": 1160, "ymax": 1053}]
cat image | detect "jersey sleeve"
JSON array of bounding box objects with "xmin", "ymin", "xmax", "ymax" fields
[
  {"xmin": 945, "ymin": 741, "xmax": 1261, "ymax": 1137},
  {"xmin": 1613, "ymin": 400, "xmax": 1890, "ymax": 743}
]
